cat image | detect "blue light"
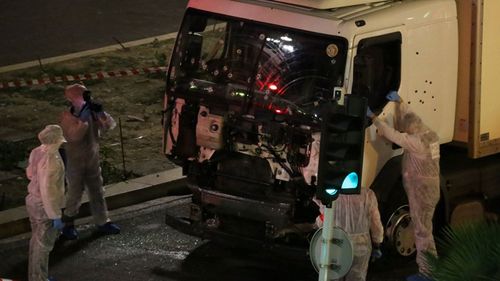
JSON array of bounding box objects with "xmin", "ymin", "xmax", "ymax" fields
[
  {"xmin": 341, "ymin": 172, "xmax": 358, "ymax": 189},
  {"xmin": 325, "ymin": 188, "xmax": 338, "ymax": 195}
]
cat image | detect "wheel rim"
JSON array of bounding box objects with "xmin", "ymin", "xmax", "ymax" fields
[{"xmin": 385, "ymin": 205, "xmax": 416, "ymax": 256}]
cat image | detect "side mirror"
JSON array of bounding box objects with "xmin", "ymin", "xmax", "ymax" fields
[
  {"xmin": 188, "ymin": 15, "xmax": 207, "ymax": 32},
  {"xmin": 183, "ymin": 33, "xmax": 203, "ymax": 72}
]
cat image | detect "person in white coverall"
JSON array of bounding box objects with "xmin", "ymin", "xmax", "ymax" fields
[
  {"xmin": 59, "ymin": 83, "xmax": 120, "ymax": 239},
  {"xmin": 368, "ymin": 91, "xmax": 440, "ymax": 281},
  {"xmin": 314, "ymin": 188, "xmax": 384, "ymax": 281},
  {"xmin": 26, "ymin": 125, "xmax": 66, "ymax": 281}
]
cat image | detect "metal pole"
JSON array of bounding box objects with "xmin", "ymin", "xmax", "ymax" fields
[
  {"xmin": 112, "ymin": 36, "xmax": 129, "ymax": 51},
  {"xmin": 318, "ymin": 201, "xmax": 335, "ymax": 281},
  {"xmin": 0, "ymin": 192, "xmax": 5, "ymax": 211},
  {"xmin": 37, "ymin": 57, "xmax": 45, "ymax": 72},
  {"xmin": 118, "ymin": 117, "xmax": 127, "ymax": 179}
]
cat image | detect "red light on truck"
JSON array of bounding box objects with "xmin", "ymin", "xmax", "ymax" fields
[
  {"xmin": 273, "ymin": 107, "xmax": 288, "ymax": 115},
  {"xmin": 268, "ymin": 84, "xmax": 278, "ymax": 91}
]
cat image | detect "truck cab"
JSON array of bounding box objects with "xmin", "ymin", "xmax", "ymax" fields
[{"xmin": 162, "ymin": 0, "xmax": 500, "ymax": 257}]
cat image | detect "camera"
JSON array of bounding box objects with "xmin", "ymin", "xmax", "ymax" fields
[{"xmin": 83, "ymin": 89, "xmax": 103, "ymax": 113}]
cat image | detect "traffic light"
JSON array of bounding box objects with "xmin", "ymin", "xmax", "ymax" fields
[{"xmin": 316, "ymin": 95, "xmax": 368, "ymax": 206}]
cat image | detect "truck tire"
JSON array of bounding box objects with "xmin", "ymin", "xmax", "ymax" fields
[
  {"xmin": 381, "ymin": 177, "xmax": 448, "ymax": 258},
  {"xmin": 382, "ymin": 178, "xmax": 417, "ymax": 257}
]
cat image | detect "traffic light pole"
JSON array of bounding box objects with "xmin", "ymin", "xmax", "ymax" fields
[
  {"xmin": 318, "ymin": 201, "xmax": 336, "ymax": 281},
  {"xmin": 315, "ymin": 97, "xmax": 367, "ymax": 281}
]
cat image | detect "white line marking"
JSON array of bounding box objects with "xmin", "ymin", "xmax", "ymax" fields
[{"xmin": 0, "ymin": 32, "xmax": 178, "ymax": 74}]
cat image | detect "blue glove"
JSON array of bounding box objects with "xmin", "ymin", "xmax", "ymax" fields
[
  {"xmin": 386, "ymin": 91, "xmax": 401, "ymax": 102},
  {"xmin": 366, "ymin": 107, "xmax": 375, "ymax": 118},
  {"xmin": 52, "ymin": 218, "xmax": 64, "ymax": 230},
  {"xmin": 371, "ymin": 247, "xmax": 383, "ymax": 262}
]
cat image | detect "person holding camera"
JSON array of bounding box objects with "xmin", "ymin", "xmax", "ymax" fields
[{"xmin": 59, "ymin": 83, "xmax": 120, "ymax": 239}]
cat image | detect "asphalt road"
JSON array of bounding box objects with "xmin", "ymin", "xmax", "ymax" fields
[
  {"xmin": 0, "ymin": 196, "xmax": 417, "ymax": 281},
  {"xmin": 0, "ymin": 0, "xmax": 188, "ymax": 67}
]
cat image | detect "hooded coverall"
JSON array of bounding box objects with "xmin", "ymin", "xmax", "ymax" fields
[
  {"xmin": 315, "ymin": 188, "xmax": 384, "ymax": 281},
  {"xmin": 26, "ymin": 127, "xmax": 66, "ymax": 281},
  {"xmin": 60, "ymin": 101, "xmax": 115, "ymax": 226},
  {"xmin": 373, "ymin": 103, "xmax": 440, "ymax": 274}
]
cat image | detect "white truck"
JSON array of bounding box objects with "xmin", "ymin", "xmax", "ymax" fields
[{"xmin": 162, "ymin": 0, "xmax": 500, "ymax": 258}]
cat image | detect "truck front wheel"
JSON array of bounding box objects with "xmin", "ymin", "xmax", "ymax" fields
[
  {"xmin": 380, "ymin": 179, "xmax": 417, "ymax": 257},
  {"xmin": 381, "ymin": 178, "xmax": 447, "ymax": 258},
  {"xmin": 385, "ymin": 204, "xmax": 416, "ymax": 257}
]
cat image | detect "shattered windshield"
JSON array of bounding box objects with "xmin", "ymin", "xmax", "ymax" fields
[{"xmin": 167, "ymin": 9, "xmax": 348, "ymax": 119}]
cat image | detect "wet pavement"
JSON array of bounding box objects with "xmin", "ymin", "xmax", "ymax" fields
[{"xmin": 0, "ymin": 196, "xmax": 417, "ymax": 281}]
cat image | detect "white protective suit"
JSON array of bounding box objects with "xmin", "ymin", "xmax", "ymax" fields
[
  {"xmin": 315, "ymin": 188, "xmax": 384, "ymax": 281},
  {"xmin": 60, "ymin": 84, "xmax": 116, "ymax": 226},
  {"xmin": 373, "ymin": 103, "xmax": 440, "ymax": 274},
  {"xmin": 26, "ymin": 125, "xmax": 66, "ymax": 281}
]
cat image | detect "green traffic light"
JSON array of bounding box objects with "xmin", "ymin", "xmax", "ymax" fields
[
  {"xmin": 324, "ymin": 172, "xmax": 358, "ymax": 196},
  {"xmin": 341, "ymin": 172, "xmax": 358, "ymax": 189},
  {"xmin": 326, "ymin": 188, "xmax": 339, "ymax": 195}
]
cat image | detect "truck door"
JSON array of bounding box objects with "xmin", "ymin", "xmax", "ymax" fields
[
  {"xmin": 350, "ymin": 31, "xmax": 419, "ymax": 257},
  {"xmin": 349, "ymin": 31, "xmax": 404, "ymax": 190}
]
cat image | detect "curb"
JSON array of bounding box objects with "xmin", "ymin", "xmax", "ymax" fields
[
  {"xmin": 0, "ymin": 167, "xmax": 187, "ymax": 240},
  {"xmin": 0, "ymin": 32, "xmax": 178, "ymax": 74}
]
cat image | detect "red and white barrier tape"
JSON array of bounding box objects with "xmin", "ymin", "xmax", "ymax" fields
[{"xmin": 0, "ymin": 66, "xmax": 167, "ymax": 90}]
